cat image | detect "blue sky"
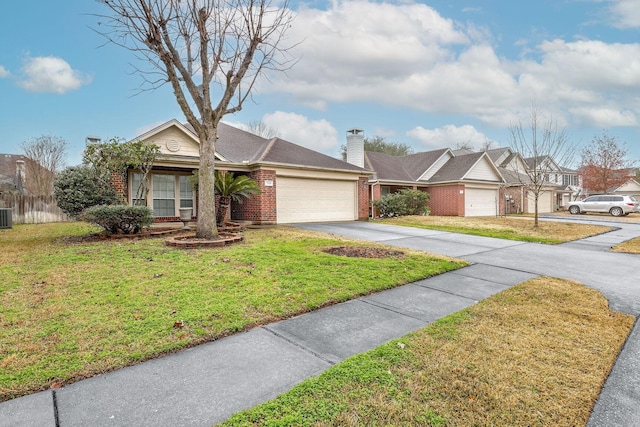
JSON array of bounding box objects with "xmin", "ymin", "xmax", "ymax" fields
[{"xmin": 1, "ymin": 0, "xmax": 640, "ymax": 167}]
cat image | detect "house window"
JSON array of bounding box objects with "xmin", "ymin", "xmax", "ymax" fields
[
  {"xmin": 179, "ymin": 175, "xmax": 195, "ymax": 214},
  {"xmin": 381, "ymin": 186, "xmax": 391, "ymax": 197},
  {"xmin": 130, "ymin": 173, "xmax": 146, "ymax": 206},
  {"xmin": 152, "ymin": 174, "xmax": 176, "ymax": 217}
]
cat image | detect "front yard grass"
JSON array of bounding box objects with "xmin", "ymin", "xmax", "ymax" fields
[
  {"xmin": 222, "ymin": 277, "xmax": 635, "ymax": 427},
  {"xmin": 612, "ymin": 237, "xmax": 640, "ymax": 254},
  {"xmin": 379, "ymin": 215, "xmax": 611, "ymax": 243},
  {"xmin": 0, "ymin": 223, "xmax": 465, "ymax": 401}
]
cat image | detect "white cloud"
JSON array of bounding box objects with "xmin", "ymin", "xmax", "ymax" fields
[
  {"xmin": 569, "ymin": 106, "xmax": 638, "ymax": 127},
  {"xmin": 18, "ymin": 56, "xmax": 91, "ymax": 94},
  {"xmin": 608, "ymin": 0, "xmax": 640, "ymax": 29},
  {"xmin": 407, "ymin": 124, "xmax": 496, "ymax": 150},
  {"xmin": 0, "ymin": 65, "xmax": 9, "ymax": 78},
  {"xmin": 256, "ymin": 0, "xmax": 640, "ymax": 132},
  {"xmin": 261, "ymin": 112, "xmax": 339, "ymax": 154}
]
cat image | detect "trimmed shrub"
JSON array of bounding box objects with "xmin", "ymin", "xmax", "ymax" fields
[
  {"xmin": 374, "ymin": 189, "xmax": 430, "ymax": 217},
  {"xmin": 53, "ymin": 166, "xmax": 121, "ymax": 218},
  {"xmin": 83, "ymin": 205, "xmax": 154, "ymax": 234}
]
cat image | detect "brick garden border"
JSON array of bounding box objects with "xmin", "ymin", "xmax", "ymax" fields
[{"xmin": 165, "ymin": 232, "xmax": 244, "ymax": 249}]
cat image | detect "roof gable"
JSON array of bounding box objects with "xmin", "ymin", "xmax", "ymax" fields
[
  {"xmin": 429, "ymin": 152, "xmax": 503, "ymax": 183},
  {"xmin": 614, "ymin": 179, "xmax": 640, "ymax": 193}
]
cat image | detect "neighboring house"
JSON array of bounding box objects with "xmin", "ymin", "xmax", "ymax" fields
[
  {"xmin": 610, "ymin": 177, "xmax": 640, "ymax": 199},
  {"xmin": 346, "ymin": 132, "xmax": 505, "ymax": 217},
  {"xmin": 124, "ymin": 119, "xmax": 371, "ymax": 224},
  {"xmin": 485, "ymin": 148, "xmax": 567, "ymax": 214},
  {"xmin": 0, "ymin": 154, "xmax": 28, "ymax": 195}
]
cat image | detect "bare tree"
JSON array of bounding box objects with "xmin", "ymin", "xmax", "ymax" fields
[
  {"xmin": 508, "ymin": 108, "xmax": 575, "ymax": 227},
  {"xmin": 340, "ymin": 136, "xmax": 414, "ymax": 160},
  {"xmin": 580, "ymin": 132, "xmax": 636, "ymax": 194},
  {"xmin": 20, "ymin": 135, "xmax": 68, "ymax": 196},
  {"xmin": 96, "ymin": 0, "xmax": 295, "ymax": 239},
  {"xmin": 245, "ymin": 120, "xmax": 279, "ymax": 138}
]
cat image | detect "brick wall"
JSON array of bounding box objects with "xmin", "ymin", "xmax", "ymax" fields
[
  {"xmin": 112, "ymin": 172, "xmax": 127, "ymax": 200},
  {"xmin": 504, "ymin": 186, "xmax": 524, "ymax": 214},
  {"xmin": 231, "ymin": 169, "xmax": 277, "ymax": 224},
  {"xmin": 428, "ymin": 185, "xmax": 464, "ymax": 216},
  {"xmin": 357, "ymin": 177, "xmax": 370, "ymax": 220}
]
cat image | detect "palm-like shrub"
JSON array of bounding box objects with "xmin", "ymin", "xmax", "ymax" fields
[{"xmin": 214, "ymin": 171, "xmax": 261, "ymax": 225}]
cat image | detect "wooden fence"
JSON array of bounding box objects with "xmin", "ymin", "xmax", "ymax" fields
[{"xmin": 0, "ymin": 195, "xmax": 69, "ymax": 224}]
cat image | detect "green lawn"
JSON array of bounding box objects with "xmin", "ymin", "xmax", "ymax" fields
[{"xmin": 0, "ymin": 223, "xmax": 465, "ymax": 401}]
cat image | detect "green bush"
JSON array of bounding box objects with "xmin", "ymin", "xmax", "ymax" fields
[
  {"xmin": 374, "ymin": 189, "xmax": 430, "ymax": 218},
  {"xmin": 53, "ymin": 166, "xmax": 121, "ymax": 218},
  {"xmin": 82, "ymin": 205, "xmax": 154, "ymax": 234}
]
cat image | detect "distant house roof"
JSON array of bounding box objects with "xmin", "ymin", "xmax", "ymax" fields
[
  {"xmin": 429, "ymin": 151, "xmax": 486, "ymax": 183},
  {"xmin": 365, "ymin": 148, "xmax": 503, "ymax": 185},
  {"xmin": 0, "ymin": 154, "xmax": 29, "ymax": 194},
  {"xmin": 364, "ymin": 148, "xmax": 451, "ymax": 183}
]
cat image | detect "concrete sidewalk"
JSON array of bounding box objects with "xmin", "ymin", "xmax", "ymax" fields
[{"xmin": 2, "ymin": 218, "xmax": 639, "ymax": 426}]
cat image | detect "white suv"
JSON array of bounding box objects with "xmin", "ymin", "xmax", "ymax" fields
[{"xmin": 567, "ymin": 195, "xmax": 640, "ymax": 217}]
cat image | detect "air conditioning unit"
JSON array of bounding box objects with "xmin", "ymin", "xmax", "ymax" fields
[{"xmin": 0, "ymin": 208, "xmax": 12, "ymax": 229}]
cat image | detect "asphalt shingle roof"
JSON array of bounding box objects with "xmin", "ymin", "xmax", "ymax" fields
[
  {"xmin": 428, "ymin": 151, "xmax": 486, "ymax": 183},
  {"xmin": 186, "ymin": 122, "xmax": 368, "ymax": 173}
]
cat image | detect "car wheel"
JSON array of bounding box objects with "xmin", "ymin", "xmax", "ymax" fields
[
  {"xmin": 568, "ymin": 205, "xmax": 580, "ymax": 214},
  {"xmin": 610, "ymin": 207, "xmax": 623, "ymax": 217}
]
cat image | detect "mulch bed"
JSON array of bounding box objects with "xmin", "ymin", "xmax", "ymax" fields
[{"xmin": 322, "ymin": 246, "xmax": 405, "ymax": 258}]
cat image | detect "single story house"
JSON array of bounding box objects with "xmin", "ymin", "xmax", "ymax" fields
[
  {"xmin": 344, "ymin": 132, "xmax": 506, "ymax": 217},
  {"xmin": 124, "ymin": 119, "xmax": 371, "ymax": 224}
]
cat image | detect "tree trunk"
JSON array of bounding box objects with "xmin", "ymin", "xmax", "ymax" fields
[
  {"xmin": 196, "ymin": 129, "xmax": 218, "ymax": 239},
  {"xmin": 217, "ymin": 197, "xmax": 230, "ymax": 226}
]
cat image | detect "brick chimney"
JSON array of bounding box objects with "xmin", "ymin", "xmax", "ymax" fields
[{"xmin": 346, "ymin": 128, "xmax": 364, "ymax": 168}]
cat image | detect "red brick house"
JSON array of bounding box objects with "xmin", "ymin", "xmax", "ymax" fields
[
  {"xmin": 348, "ymin": 135, "xmax": 506, "ymax": 216},
  {"xmin": 126, "ymin": 119, "xmax": 371, "ymax": 224}
]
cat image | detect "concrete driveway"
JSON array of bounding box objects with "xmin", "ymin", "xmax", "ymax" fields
[{"xmin": 297, "ymin": 216, "xmax": 640, "ymax": 427}]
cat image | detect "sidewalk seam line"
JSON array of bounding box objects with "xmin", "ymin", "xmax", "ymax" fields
[
  {"xmin": 52, "ymin": 389, "xmax": 60, "ymax": 427},
  {"xmin": 261, "ymin": 327, "xmax": 337, "ymax": 366}
]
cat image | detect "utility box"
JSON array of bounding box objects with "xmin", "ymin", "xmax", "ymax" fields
[{"xmin": 0, "ymin": 208, "xmax": 12, "ymax": 229}]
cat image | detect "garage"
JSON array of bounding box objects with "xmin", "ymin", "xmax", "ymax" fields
[
  {"xmin": 465, "ymin": 187, "xmax": 498, "ymax": 216},
  {"xmin": 276, "ymin": 177, "xmax": 357, "ymax": 223},
  {"xmin": 527, "ymin": 190, "xmax": 555, "ymax": 213}
]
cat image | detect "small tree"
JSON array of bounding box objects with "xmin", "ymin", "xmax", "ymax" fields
[
  {"xmin": 340, "ymin": 136, "xmax": 414, "ymax": 160},
  {"xmin": 83, "ymin": 138, "xmax": 159, "ymax": 203},
  {"xmin": 214, "ymin": 171, "xmax": 261, "ymax": 225},
  {"xmin": 20, "ymin": 135, "xmax": 68, "ymax": 196},
  {"xmin": 53, "ymin": 166, "xmax": 120, "ymax": 218},
  {"xmin": 580, "ymin": 133, "xmax": 636, "ymax": 194},
  {"xmin": 508, "ymin": 107, "xmax": 575, "ymax": 227}
]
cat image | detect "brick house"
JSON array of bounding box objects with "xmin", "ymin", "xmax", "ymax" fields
[
  {"xmin": 344, "ymin": 132, "xmax": 506, "ymax": 217},
  {"xmin": 125, "ymin": 119, "xmax": 371, "ymax": 224}
]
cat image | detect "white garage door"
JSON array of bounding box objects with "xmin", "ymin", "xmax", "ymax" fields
[
  {"xmin": 465, "ymin": 188, "xmax": 498, "ymax": 216},
  {"xmin": 527, "ymin": 191, "xmax": 554, "ymax": 213},
  {"xmin": 277, "ymin": 177, "xmax": 357, "ymax": 223}
]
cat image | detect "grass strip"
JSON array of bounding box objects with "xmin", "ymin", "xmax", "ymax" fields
[
  {"xmin": 0, "ymin": 223, "xmax": 465, "ymax": 400},
  {"xmin": 379, "ymin": 215, "xmax": 611, "ymax": 244},
  {"xmin": 222, "ymin": 277, "xmax": 634, "ymax": 427}
]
